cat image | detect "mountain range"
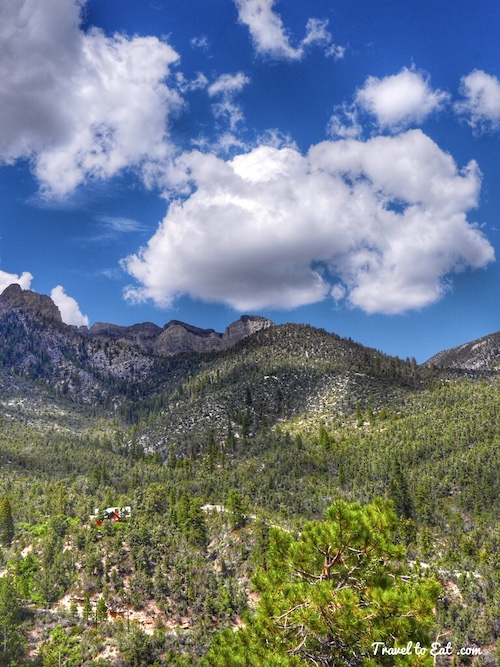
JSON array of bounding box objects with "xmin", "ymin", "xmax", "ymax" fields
[
  {"xmin": 0, "ymin": 282, "xmax": 273, "ymax": 356},
  {"xmin": 2, "ymin": 282, "xmax": 499, "ymax": 370},
  {"xmin": 1, "ymin": 283, "xmax": 498, "ymax": 450}
]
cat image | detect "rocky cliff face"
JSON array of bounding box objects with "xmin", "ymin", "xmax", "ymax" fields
[
  {"xmin": 89, "ymin": 315, "xmax": 273, "ymax": 356},
  {"xmin": 0, "ymin": 284, "xmax": 62, "ymax": 323},
  {"xmin": 155, "ymin": 321, "xmax": 222, "ymax": 355},
  {"xmin": 88, "ymin": 321, "xmax": 163, "ymax": 350},
  {"xmin": 221, "ymin": 315, "xmax": 273, "ymax": 349}
]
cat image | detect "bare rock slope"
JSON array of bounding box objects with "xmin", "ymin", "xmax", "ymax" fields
[{"xmin": 425, "ymin": 331, "xmax": 500, "ymax": 371}]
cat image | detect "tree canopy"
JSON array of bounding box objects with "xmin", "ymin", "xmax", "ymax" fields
[{"xmin": 204, "ymin": 499, "xmax": 440, "ymax": 666}]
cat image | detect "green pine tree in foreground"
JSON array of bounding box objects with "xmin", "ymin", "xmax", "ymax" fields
[{"xmin": 204, "ymin": 499, "xmax": 440, "ymax": 667}]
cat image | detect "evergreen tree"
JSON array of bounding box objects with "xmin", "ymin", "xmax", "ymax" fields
[
  {"xmin": 226, "ymin": 489, "xmax": 246, "ymax": 530},
  {"xmin": 319, "ymin": 425, "xmax": 331, "ymax": 449},
  {"xmin": 176, "ymin": 493, "xmax": 207, "ymax": 548},
  {"xmin": 0, "ymin": 576, "xmax": 24, "ymax": 663},
  {"xmin": 96, "ymin": 597, "xmax": 108, "ymax": 625},
  {"xmin": 83, "ymin": 595, "xmax": 92, "ymax": 625},
  {"xmin": 204, "ymin": 499, "xmax": 440, "ymax": 666},
  {"xmin": 119, "ymin": 626, "xmax": 155, "ymax": 667},
  {"xmin": 388, "ymin": 459, "xmax": 414, "ymax": 519},
  {"xmin": 0, "ymin": 496, "xmax": 14, "ymax": 547},
  {"xmin": 225, "ymin": 419, "xmax": 236, "ymax": 451}
]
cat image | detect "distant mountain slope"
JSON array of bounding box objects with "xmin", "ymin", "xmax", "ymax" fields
[
  {"xmin": 137, "ymin": 322, "xmax": 424, "ymax": 453},
  {"xmin": 425, "ymin": 331, "xmax": 500, "ymax": 371}
]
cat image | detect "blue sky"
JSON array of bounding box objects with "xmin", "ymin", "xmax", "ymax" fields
[{"xmin": 1, "ymin": 0, "xmax": 499, "ymax": 362}]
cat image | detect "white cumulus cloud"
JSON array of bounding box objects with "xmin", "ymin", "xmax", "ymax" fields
[
  {"xmin": 355, "ymin": 67, "xmax": 449, "ymax": 131},
  {"xmin": 122, "ymin": 130, "xmax": 494, "ymax": 315},
  {"xmin": 234, "ymin": 0, "xmax": 341, "ymax": 60},
  {"xmin": 51, "ymin": 285, "xmax": 89, "ymax": 326},
  {"xmin": 455, "ymin": 70, "xmax": 500, "ymax": 133},
  {"xmin": 0, "ymin": 0, "xmax": 182, "ymax": 197},
  {"xmin": 0, "ymin": 270, "xmax": 33, "ymax": 294}
]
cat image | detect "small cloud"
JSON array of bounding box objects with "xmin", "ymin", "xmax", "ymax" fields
[
  {"xmin": 190, "ymin": 131, "xmax": 250, "ymax": 156},
  {"xmin": 331, "ymin": 284, "xmax": 346, "ymax": 302},
  {"xmin": 208, "ymin": 73, "xmax": 251, "ymax": 132},
  {"xmin": 234, "ymin": 0, "xmax": 302, "ymax": 60},
  {"xmin": 355, "ymin": 67, "xmax": 449, "ymax": 132},
  {"xmin": 50, "ymin": 285, "xmax": 89, "ymax": 327},
  {"xmin": 256, "ymin": 128, "xmax": 298, "ymax": 149},
  {"xmin": 302, "ymin": 18, "xmax": 344, "ymax": 59},
  {"xmin": 84, "ymin": 216, "xmax": 146, "ymax": 243},
  {"xmin": 0, "ymin": 270, "xmax": 33, "ymax": 294},
  {"xmin": 234, "ymin": 0, "xmax": 342, "ymax": 61},
  {"xmin": 302, "ymin": 18, "xmax": 331, "ymax": 47},
  {"xmin": 176, "ymin": 72, "xmax": 209, "ymax": 94},
  {"xmin": 96, "ymin": 216, "xmax": 145, "ymax": 234},
  {"xmin": 100, "ymin": 267, "xmax": 123, "ymax": 281},
  {"xmin": 455, "ymin": 70, "xmax": 500, "ymax": 133},
  {"xmin": 190, "ymin": 35, "xmax": 210, "ymax": 51},
  {"xmin": 327, "ymin": 103, "xmax": 363, "ymax": 139},
  {"xmin": 213, "ymin": 132, "xmax": 250, "ymax": 154},
  {"xmin": 208, "ymin": 72, "xmax": 250, "ymax": 98},
  {"xmin": 211, "ymin": 101, "xmax": 246, "ymax": 132},
  {"xmin": 325, "ymin": 44, "xmax": 346, "ymax": 60}
]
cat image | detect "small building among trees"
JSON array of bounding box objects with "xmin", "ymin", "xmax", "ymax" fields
[{"xmin": 91, "ymin": 506, "xmax": 131, "ymax": 525}]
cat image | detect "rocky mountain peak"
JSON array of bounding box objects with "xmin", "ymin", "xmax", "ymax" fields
[
  {"xmin": 88, "ymin": 313, "xmax": 274, "ymax": 356},
  {"xmin": 163, "ymin": 320, "xmax": 220, "ymax": 338},
  {"xmin": 0, "ymin": 283, "xmax": 62, "ymax": 324},
  {"xmin": 221, "ymin": 315, "xmax": 273, "ymax": 349},
  {"xmin": 156, "ymin": 321, "xmax": 222, "ymax": 355}
]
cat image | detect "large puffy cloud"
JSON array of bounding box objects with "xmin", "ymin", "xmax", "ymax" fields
[
  {"xmin": 50, "ymin": 285, "xmax": 89, "ymax": 326},
  {"xmin": 234, "ymin": 0, "xmax": 340, "ymax": 60},
  {"xmin": 122, "ymin": 130, "xmax": 494, "ymax": 315},
  {"xmin": 455, "ymin": 70, "xmax": 500, "ymax": 132},
  {"xmin": 0, "ymin": 270, "xmax": 33, "ymax": 294},
  {"xmin": 355, "ymin": 68, "xmax": 449, "ymax": 131},
  {"xmin": 0, "ymin": 0, "xmax": 181, "ymax": 197}
]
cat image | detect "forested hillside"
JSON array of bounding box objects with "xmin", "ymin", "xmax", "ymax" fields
[{"xmin": 0, "ymin": 290, "xmax": 499, "ymax": 666}]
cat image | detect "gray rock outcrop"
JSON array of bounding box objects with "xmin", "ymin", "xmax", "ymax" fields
[
  {"xmin": 0, "ymin": 284, "xmax": 62, "ymax": 324},
  {"xmin": 221, "ymin": 315, "xmax": 273, "ymax": 349},
  {"xmin": 88, "ymin": 322, "xmax": 163, "ymax": 350}
]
